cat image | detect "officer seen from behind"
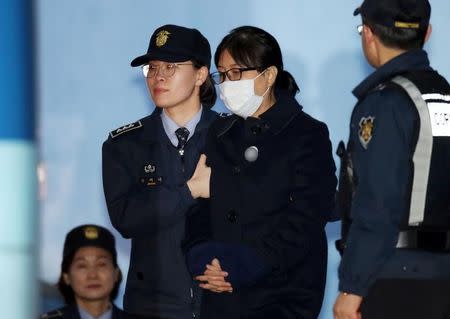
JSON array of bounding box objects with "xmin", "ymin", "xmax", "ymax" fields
[{"xmin": 333, "ymin": 1, "xmax": 450, "ymax": 318}]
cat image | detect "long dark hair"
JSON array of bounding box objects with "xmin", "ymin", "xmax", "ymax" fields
[
  {"xmin": 214, "ymin": 26, "xmax": 299, "ymax": 97},
  {"xmin": 192, "ymin": 59, "xmax": 217, "ymax": 108},
  {"xmin": 57, "ymin": 249, "xmax": 123, "ymax": 304}
]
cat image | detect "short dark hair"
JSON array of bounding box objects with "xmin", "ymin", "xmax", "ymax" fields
[
  {"xmin": 214, "ymin": 26, "xmax": 299, "ymax": 97},
  {"xmin": 364, "ymin": 18, "xmax": 428, "ymax": 50},
  {"xmin": 57, "ymin": 249, "xmax": 123, "ymax": 304},
  {"xmin": 192, "ymin": 59, "xmax": 217, "ymax": 108}
]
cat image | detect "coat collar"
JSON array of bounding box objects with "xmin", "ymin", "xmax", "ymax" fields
[
  {"xmin": 215, "ymin": 92, "xmax": 303, "ymax": 137},
  {"xmin": 353, "ymin": 49, "xmax": 432, "ymax": 99}
]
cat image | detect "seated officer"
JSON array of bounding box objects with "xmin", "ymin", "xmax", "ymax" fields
[{"xmin": 40, "ymin": 224, "xmax": 124, "ymax": 319}]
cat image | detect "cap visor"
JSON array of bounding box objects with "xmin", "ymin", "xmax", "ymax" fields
[
  {"xmin": 130, "ymin": 52, "xmax": 191, "ymax": 67},
  {"xmin": 353, "ymin": 7, "xmax": 361, "ymax": 16}
]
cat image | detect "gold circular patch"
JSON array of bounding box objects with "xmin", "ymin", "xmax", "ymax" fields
[{"xmin": 84, "ymin": 226, "xmax": 99, "ymax": 240}]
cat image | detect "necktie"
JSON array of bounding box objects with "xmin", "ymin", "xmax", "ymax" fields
[{"xmin": 175, "ymin": 127, "xmax": 190, "ymax": 156}]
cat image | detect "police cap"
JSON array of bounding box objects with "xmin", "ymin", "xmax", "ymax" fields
[
  {"xmin": 63, "ymin": 224, "xmax": 117, "ymax": 263},
  {"xmin": 354, "ymin": 0, "xmax": 431, "ymax": 30},
  {"xmin": 130, "ymin": 24, "xmax": 212, "ymax": 68}
]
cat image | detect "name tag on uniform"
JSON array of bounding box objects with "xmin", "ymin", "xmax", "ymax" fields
[{"xmin": 427, "ymin": 101, "xmax": 450, "ymax": 136}]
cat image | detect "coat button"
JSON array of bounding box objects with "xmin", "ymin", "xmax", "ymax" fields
[
  {"xmin": 227, "ymin": 210, "xmax": 238, "ymax": 223},
  {"xmin": 232, "ymin": 166, "xmax": 241, "ymax": 175}
]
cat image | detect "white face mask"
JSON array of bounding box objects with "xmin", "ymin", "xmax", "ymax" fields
[{"xmin": 219, "ymin": 70, "xmax": 270, "ymax": 119}]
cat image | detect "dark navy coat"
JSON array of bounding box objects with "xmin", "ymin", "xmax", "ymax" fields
[
  {"xmin": 339, "ymin": 50, "xmax": 450, "ymax": 296},
  {"xmin": 40, "ymin": 304, "xmax": 124, "ymax": 319},
  {"xmin": 184, "ymin": 94, "xmax": 337, "ymax": 319},
  {"xmin": 102, "ymin": 107, "xmax": 217, "ymax": 318}
]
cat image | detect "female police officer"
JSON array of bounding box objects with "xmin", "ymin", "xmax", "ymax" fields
[
  {"xmin": 102, "ymin": 25, "xmax": 217, "ymax": 318},
  {"xmin": 40, "ymin": 224, "xmax": 124, "ymax": 319},
  {"xmin": 184, "ymin": 26, "xmax": 337, "ymax": 319}
]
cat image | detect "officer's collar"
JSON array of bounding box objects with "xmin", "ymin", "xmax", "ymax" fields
[
  {"xmin": 141, "ymin": 106, "xmax": 215, "ymax": 142},
  {"xmin": 216, "ymin": 92, "xmax": 303, "ymax": 137},
  {"xmin": 353, "ymin": 49, "xmax": 432, "ymax": 99}
]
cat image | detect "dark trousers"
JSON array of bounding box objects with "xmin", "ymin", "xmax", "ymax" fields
[{"xmin": 361, "ymin": 278, "xmax": 450, "ymax": 319}]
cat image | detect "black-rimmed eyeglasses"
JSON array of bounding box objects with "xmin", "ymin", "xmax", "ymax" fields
[
  {"xmin": 142, "ymin": 62, "xmax": 194, "ymax": 79},
  {"xmin": 211, "ymin": 67, "xmax": 261, "ymax": 84}
]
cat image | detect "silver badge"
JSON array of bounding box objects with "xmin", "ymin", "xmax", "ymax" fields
[
  {"xmin": 144, "ymin": 164, "xmax": 156, "ymax": 173},
  {"xmin": 244, "ymin": 146, "xmax": 259, "ymax": 162}
]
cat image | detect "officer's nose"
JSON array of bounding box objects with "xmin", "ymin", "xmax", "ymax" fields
[
  {"xmin": 86, "ymin": 267, "xmax": 99, "ymax": 279},
  {"xmin": 154, "ymin": 68, "xmax": 166, "ymax": 81}
]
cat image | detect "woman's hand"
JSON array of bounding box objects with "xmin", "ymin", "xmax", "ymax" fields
[
  {"xmin": 195, "ymin": 258, "xmax": 233, "ymax": 293},
  {"xmin": 187, "ymin": 154, "xmax": 211, "ymax": 199}
]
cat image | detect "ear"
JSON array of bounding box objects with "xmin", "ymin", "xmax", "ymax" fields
[
  {"xmin": 424, "ymin": 24, "xmax": 432, "ymax": 43},
  {"xmin": 265, "ymin": 66, "xmax": 278, "ymax": 87},
  {"xmin": 195, "ymin": 66, "xmax": 209, "ymax": 87},
  {"xmin": 63, "ymin": 273, "xmax": 70, "ymax": 285},
  {"xmin": 363, "ymin": 25, "xmax": 375, "ymax": 45}
]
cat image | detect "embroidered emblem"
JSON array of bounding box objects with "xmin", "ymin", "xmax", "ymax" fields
[
  {"xmin": 155, "ymin": 30, "xmax": 170, "ymax": 47},
  {"xmin": 144, "ymin": 164, "xmax": 156, "ymax": 174},
  {"xmin": 218, "ymin": 112, "xmax": 232, "ymax": 117},
  {"xmin": 84, "ymin": 226, "xmax": 99, "ymax": 240},
  {"xmin": 358, "ymin": 116, "xmax": 375, "ymax": 149},
  {"xmin": 110, "ymin": 121, "xmax": 142, "ymax": 139}
]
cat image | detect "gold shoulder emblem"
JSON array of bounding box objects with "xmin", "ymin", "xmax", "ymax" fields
[
  {"xmin": 156, "ymin": 30, "xmax": 171, "ymax": 47},
  {"xmin": 358, "ymin": 116, "xmax": 375, "ymax": 149}
]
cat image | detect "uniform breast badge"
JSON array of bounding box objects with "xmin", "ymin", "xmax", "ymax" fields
[
  {"xmin": 358, "ymin": 116, "xmax": 375, "ymax": 149},
  {"xmin": 144, "ymin": 164, "xmax": 156, "ymax": 174}
]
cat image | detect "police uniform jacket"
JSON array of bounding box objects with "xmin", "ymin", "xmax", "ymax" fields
[
  {"xmin": 102, "ymin": 107, "xmax": 217, "ymax": 318},
  {"xmin": 339, "ymin": 49, "xmax": 450, "ymax": 296},
  {"xmin": 184, "ymin": 94, "xmax": 337, "ymax": 319},
  {"xmin": 40, "ymin": 304, "xmax": 124, "ymax": 319}
]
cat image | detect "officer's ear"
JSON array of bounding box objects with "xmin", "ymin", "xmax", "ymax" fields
[
  {"xmin": 195, "ymin": 66, "xmax": 209, "ymax": 87},
  {"xmin": 424, "ymin": 24, "xmax": 432, "ymax": 44},
  {"xmin": 63, "ymin": 273, "xmax": 71, "ymax": 285}
]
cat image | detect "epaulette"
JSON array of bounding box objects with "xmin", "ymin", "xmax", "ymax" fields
[
  {"xmin": 40, "ymin": 309, "xmax": 63, "ymax": 319},
  {"xmin": 218, "ymin": 112, "xmax": 232, "ymax": 117},
  {"xmin": 109, "ymin": 121, "xmax": 143, "ymax": 139}
]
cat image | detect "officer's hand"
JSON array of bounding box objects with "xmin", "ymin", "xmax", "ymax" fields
[
  {"xmin": 196, "ymin": 258, "xmax": 233, "ymax": 293},
  {"xmin": 333, "ymin": 292, "xmax": 362, "ymax": 319},
  {"xmin": 187, "ymin": 154, "xmax": 211, "ymax": 199}
]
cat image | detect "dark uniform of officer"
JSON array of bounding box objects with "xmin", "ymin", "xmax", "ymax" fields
[
  {"xmin": 40, "ymin": 304, "xmax": 124, "ymax": 319},
  {"xmin": 102, "ymin": 25, "xmax": 217, "ymax": 319},
  {"xmin": 40, "ymin": 224, "xmax": 124, "ymax": 319},
  {"xmin": 335, "ymin": 1, "xmax": 450, "ymax": 318}
]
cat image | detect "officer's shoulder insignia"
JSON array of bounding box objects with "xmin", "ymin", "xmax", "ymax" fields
[
  {"xmin": 40, "ymin": 310, "xmax": 63, "ymax": 319},
  {"xmin": 218, "ymin": 112, "xmax": 232, "ymax": 117},
  {"xmin": 110, "ymin": 121, "xmax": 143, "ymax": 139},
  {"xmin": 358, "ymin": 116, "xmax": 375, "ymax": 149}
]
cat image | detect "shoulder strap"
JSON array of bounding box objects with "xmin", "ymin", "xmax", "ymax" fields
[{"xmin": 391, "ymin": 75, "xmax": 433, "ymax": 226}]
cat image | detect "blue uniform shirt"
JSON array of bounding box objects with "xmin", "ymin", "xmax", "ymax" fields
[
  {"xmin": 160, "ymin": 106, "xmax": 202, "ymax": 146},
  {"xmin": 78, "ymin": 305, "xmax": 112, "ymax": 319}
]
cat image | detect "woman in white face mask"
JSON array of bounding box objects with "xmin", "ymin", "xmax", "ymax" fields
[{"xmin": 183, "ymin": 26, "xmax": 337, "ymax": 319}]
